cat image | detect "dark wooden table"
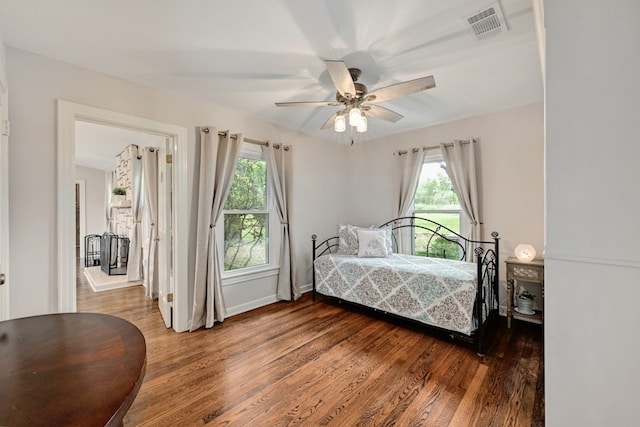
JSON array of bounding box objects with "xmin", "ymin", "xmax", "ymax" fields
[{"xmin": 0, "ymin": 313, "xmax": 146, "ymax": 426}]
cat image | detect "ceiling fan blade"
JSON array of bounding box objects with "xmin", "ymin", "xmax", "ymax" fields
[
  {"xmin": 275, "ymin": 101, "xmax": 341, "ymax": 107},
  {"xmin": 364, "ymin": 76, "xmax": 436, "ymax": 103},
  {"xmin": 325, "ymin": 60, "xmax": 357, "ymax": 98},
  {"xmin": 364, "ymin": 105, "xmax": 404, "ymax": 123},
  {"xmin": 320, "ymin": 112, "xmax": 338, "ymax": 130}
]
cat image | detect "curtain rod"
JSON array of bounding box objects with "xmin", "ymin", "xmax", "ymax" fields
[
  {"xmin": 395, "ymin": 138, "xmax": 477, "ymax": 156},
  {"xmin": 201, "ymin": 127, "xmax": 289, "ymax": 150}
]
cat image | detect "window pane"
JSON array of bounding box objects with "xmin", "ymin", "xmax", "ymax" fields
[
  {"xmin": 414, "ymin": 211, "xmax": 460, "ymax": 234},
  {"xmin": 414, "ymin": 163, "xmax": 459, "ymax": 210},
  {"xmin": 224, "ymin": 157, "xmax": 267, "ymax": 210},
  {"xmin": 413, "ymin": 214, "xmax": 462, "ymax": 260},
  {"xmin": 412, "ymin": 160, "xmax": 462, "ymax": 260},
  {"xmin": 223, "ymin": 213, "xmax": 268, "ymax": 271}
]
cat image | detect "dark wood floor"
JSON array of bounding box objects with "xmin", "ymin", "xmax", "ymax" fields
[{"xmin": 77, "ymin": 266, "xmax": 544, "ymax": 426}]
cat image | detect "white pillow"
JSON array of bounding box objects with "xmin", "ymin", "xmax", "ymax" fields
[
  {"xmin": 357, "ymin": 229, "xmax": 389, "ymax": 258},
  {"xmin": 380, "ymin": 225, "xmax": 393, "ymax": 253},
  {"xmin": 337, "ymin": 224, "xmax": 373, "ymax": 255}
]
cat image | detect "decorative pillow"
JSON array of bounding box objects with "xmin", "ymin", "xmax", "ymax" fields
[
  {"xmin": 337, "ymin": 224, "xmax": 357, "ymax": 255},
  {"xmin": 337, "ymin": 224, "xmax": 373, "ymax": 255},
  {"xmin": 357, "ymin": 229, "xmax": 389, "ymax": 258},
  {"xmin": 380, "ymin": 225, "xmax": 393, "ymax": 254}
]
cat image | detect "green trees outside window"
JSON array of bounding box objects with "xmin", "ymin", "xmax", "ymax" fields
[
  {"xmin": 413, "ymin": 161, "xmax": 462, "ymax": 260},
  {"xmin": 223, "ymin": 156, "xmax": 269, "ymax": 271}
]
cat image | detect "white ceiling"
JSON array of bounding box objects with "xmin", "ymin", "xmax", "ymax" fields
[
  {"xmin": 75, "ymin": 121, "xmax": 165, "ymax": 171},
  {"xmin": 0, "ymin": 0, "xmax": 542, "ymax": 142}
]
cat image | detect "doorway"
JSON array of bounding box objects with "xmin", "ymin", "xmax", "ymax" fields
[
  {"xmin": 74, "ymin": 122, "xmax": 165, "ymax": 293},
  {"xmin": 57, "ymin": 101, "xmax": 189, "ymax": 332}
]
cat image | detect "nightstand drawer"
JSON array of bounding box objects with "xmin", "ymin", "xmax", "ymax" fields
[{"xmin": 511, "ymin": 265, "xmax": 544, "ymax": 282}]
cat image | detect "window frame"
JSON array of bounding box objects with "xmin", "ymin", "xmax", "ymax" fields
[
  {"xmin": 411, "ymin": 153, "xmax": 465, "ymax": 256},
  {"xmin": 216, "ymin": 146, "xmax": 280, "ymax": 282}
]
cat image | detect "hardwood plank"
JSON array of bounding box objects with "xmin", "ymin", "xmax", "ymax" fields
[
  {"xmin": 76, "ymin": 263, "xmax": 544, "ymax": 426},
  {"xmin": 447, "ymin": 364, "xmax": 489, "ymax": 426}
]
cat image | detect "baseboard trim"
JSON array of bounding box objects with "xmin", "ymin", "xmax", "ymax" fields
[
  {"xmin": 226, "ymin": 295, "xmax": 279, "ymax": 318},
  {"xmin": 225, "ymin": 283, "xmax": 314, "ymax": 318}
]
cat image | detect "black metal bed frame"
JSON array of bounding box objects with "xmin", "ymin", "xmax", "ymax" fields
[{"xmin": 311, "ymin": 216, "xmax": 500, "ymax": 355}]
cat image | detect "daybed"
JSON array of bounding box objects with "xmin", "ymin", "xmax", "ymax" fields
[{"xmin": 312, "ymin": 216, "xmax": 500, "ymax": 355}]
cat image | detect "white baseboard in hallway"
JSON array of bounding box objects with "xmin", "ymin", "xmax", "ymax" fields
[{"xmin": 83, "ymin": 266, "xmax": 142, "ymax": 292}]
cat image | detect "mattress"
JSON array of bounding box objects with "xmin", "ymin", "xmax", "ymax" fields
[{"xmin": 314, "ymin": 253, "xmax": 482, "ymax": 335}]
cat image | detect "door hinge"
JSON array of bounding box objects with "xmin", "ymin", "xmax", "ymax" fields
[
  {"xmin": 167, "ymin": 293, "xmax": 173, "ymax": 303},
  {"xmin": 166, "ymin": 154, "xmax": 172, "ymax": 164},
  {"xmin": 1, "ymin": 120, "xmax": 9, "ymax": 136}
]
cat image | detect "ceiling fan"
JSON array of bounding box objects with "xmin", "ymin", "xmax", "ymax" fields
[{"xmin": 275, "ymin": 60, "xmax": 436, "ymax": 133}]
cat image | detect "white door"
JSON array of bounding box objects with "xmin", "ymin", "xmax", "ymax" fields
[
  {"xmin": 157, "ymin": 138, "xmax": 173, "ymax": 328},
  {"xmin": 0, "ymin": 85, "xmax": 9, "ymax": 320}
]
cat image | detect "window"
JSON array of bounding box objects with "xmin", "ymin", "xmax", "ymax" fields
[
  {"xmin": 412, "ymin": 155, "xmax": 463, "ymax": 259},
  {"xmin": 222, "ymin": 153, "xmax": 271, "ymax": 272}
]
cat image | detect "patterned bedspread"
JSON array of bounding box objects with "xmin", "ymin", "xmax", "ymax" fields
[{"xmin": 314, "ymin": 253, "xmax": 482, "ymax": 335}]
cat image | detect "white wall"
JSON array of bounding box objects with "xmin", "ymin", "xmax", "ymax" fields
[
  {"xmin": 6, "ymin": 47, "xmax": 349, "ymax": 318},
  {"xmin": 0, "ymin": 29, "xmax": 6, "ymax": 87},
  {"xmin": 75, "ymin": 165, "xmax": 106, "ymax": 237},
  {"xmin": 545, "ymin": 1, "xmax": 640, "ymax": 426},
  {"xmin": 347, "ymin": 103, "xmax": 545, "ymax": 307}
]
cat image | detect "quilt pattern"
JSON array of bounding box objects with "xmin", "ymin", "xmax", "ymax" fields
[{"xmin": 314, "ymin": 253, "xmax": 482, "ymax": 335}]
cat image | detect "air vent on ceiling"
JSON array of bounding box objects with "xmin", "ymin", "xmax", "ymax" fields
[{"xmin": 464, "ymin": 2, "xmax": 509, "ymax": 41}]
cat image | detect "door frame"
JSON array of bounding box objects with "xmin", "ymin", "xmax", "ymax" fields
[
  {"xmin": 57, "ymin": 100, "xmax": 190, "ymax": 332},
  {"xmin": 0, "ymin": 78, "xmax": 8, "ymax": 320},
  {"xmin": 75, "ymin": 180, "xmax": 86, "ymax": 260},
  {"xmin": 157, "ymin": 139, "xmax": 173, "ymax": 328}
]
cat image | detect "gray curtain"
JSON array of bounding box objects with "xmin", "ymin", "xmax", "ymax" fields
[
  {"xmin": 142, "ymin": 147, "xmax": 159, "ymax": 299},
  {"xmin": 261, "ymin": 142, "xmax": 297, "ymax": 300},
  {"xmin": 127, "ymin": 151, "xmax": 144, "ymax": 282},
  {"xmin": 190, "ymin": 127, "xmax": 242, "ymax": 330},
  {"xmin": 396, "ymin": 148, "xmax": 425, "ymax": 253},
  {"xmin": 105, "ymin": 170, "xmax": 114, "ymax": 232},
  {"xmin": 440, "ymin": 140, "xmax": 481, "ymax": 258},
  {"xmin": 397, "ymin": 147, "xmax": 426, "ymax": 216}
]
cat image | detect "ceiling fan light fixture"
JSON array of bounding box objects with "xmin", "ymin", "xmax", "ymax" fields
[
  {"xmin": 275, "ymin": 60, "xmax": 436, "ymax": 136},
  {"xmin": 349, "ymin": 106, "xmax": 362, "ymax": 127},
  {"xmin": 334, "ymin": 114, "xmax": 346, "ymax": 132},
  {"xmin": 356, "ymin": 115, "xmax": 367, "ymax": 133}
]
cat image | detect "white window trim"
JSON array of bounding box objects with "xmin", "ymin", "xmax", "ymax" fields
[{"xmin": 216, "ymin": 145, "xmax": 280, "ymax": 281}]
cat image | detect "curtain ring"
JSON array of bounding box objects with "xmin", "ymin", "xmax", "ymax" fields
[{"xmin": 203, "ymin": 127, "xmax": 210, "ymax": 134}]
